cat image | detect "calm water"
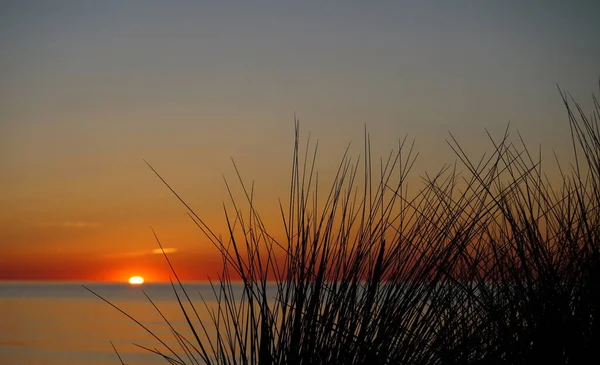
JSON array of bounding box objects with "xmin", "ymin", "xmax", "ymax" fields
[{"xmin": 0, "ymin": 282, "xmax": 253, "ymax": 365}]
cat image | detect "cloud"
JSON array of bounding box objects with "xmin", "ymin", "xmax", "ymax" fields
[
  {"xmin": 105, "ymin": 248, "xmax": 178, "ymax": 258},
  {"xmin": 36, "ymin": 221, "xmax": 101, "ymax": 228},
  {"xmin": 152, "ymin": 248, "xmax": 178, "ymax": 254}
]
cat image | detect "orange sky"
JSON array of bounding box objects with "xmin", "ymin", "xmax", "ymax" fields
[{"xmin": 0, "ymin": 198, "xmax": 288, "ymax": 282}]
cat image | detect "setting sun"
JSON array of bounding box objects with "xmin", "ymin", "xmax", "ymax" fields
[{"xmin": 128, "ymin": 276, "xmax": 144, "ymax": 285}]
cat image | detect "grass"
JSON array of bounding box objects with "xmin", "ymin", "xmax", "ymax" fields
[{"xmin": 86, "ymin": 80, "xmax": 600, "ymax": 364}]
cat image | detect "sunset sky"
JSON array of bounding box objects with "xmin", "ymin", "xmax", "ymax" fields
[{"xmin": 1, "ymin": 1, "xmax": 599, "ymax": 281}]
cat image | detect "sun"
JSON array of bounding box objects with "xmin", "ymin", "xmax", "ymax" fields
[{"xmin": 128, "ymin": 276, "xmax": 144, "ymax": 285}]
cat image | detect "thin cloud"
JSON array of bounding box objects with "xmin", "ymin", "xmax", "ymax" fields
[
  {"xmin": 105, "ymin": 248, "xmax": 178, "ymax": 258},
  {"xmin": 152, "ymin": 248, "xmax": 178, "ymax": 254},
  {"xmin": 36, "ymin": 221, "xmax": 101, "ymax": 228}
]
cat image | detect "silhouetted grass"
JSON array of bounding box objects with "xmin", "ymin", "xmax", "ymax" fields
[{"xmin": 86, "ymin": 80, "xmax": 600, "ymax": 364}]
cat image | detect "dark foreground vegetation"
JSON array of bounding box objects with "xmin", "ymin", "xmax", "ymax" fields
[{"xmin": 87, "ymin": 82, "xmax": 600, "ymax": 364}]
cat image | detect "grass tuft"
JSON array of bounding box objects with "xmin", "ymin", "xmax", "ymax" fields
[{"xmin": 89, "ymin": 80, "xmax": 600, "ymax": 364}]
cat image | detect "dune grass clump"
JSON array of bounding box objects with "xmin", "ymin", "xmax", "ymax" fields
[{"xmin": 86, "ymin": 81, "xmax": 600, "ymax": 364}]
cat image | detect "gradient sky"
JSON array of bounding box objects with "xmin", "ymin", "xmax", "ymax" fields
[{"xmin": 1, "ymin": 1, "xmax": 599, "ymax": 281}]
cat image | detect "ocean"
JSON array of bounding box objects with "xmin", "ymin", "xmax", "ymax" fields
[{"xmin": 1, "ymin": 282, "xmax": 251, "ymax": 365}]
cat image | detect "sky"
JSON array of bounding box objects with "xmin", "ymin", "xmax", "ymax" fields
[{"xmin": 1, "ymin": 1, "xmax": 599, "ymax": 281}]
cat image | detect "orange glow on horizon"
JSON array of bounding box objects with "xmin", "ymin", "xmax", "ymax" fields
[{"xmin": 0, "ymin": 249, "xmax": 230, "ymax": 282}]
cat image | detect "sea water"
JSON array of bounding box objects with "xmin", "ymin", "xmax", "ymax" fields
[{"xmin": 0, "ymin": 282, "xmax": 253, "ymax": 365}]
